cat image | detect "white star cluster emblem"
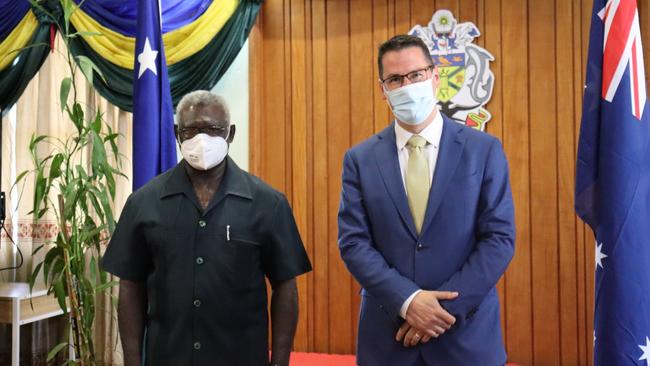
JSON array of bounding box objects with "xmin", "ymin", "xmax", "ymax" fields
[{"xmin": 137, "ymin": 37, "xmax": 158, "ymax": 78}]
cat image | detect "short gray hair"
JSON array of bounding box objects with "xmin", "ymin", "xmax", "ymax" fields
[{"xmin": 175, "ymin": 90, "xmax": 230, "ymax": 124}]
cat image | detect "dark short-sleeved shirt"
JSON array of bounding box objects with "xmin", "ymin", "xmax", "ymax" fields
[{"xmin": 102, "ymin": 157, "xmax": 312, "ymax": 366}]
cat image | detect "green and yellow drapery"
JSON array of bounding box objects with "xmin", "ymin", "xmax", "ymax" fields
[
  {"xmin": 0, "ymin": 0, "xmax": 262, "ymax": 113},
  {"xmin": 0, "ymin": 0, "xmax": 57, "ymax": 114}
]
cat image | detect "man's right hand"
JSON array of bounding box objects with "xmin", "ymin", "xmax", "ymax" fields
[{"xmin": 405, "ymin": 290, "xmax": 458, "ymax": 337}]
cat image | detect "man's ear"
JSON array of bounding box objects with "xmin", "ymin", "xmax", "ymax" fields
[
  {"xmin": 227, "ymin": 125, "xmax": 236, "ymax": 144},
  {"xmin": 378, "ymin": 79, "xmax": 387, "ymax": 101},
  {"xmin": 174, "ymin": 125, "xmax": 183, "ymax": 146}
]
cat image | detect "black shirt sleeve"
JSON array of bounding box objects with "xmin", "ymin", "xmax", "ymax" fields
[
  {"xmin": 261, "ymin": 195, "xmax": 312, "ymax": 282},
  {"xmin": 101, "ymin": 194, "xmax": 152, "ymax": 281}
]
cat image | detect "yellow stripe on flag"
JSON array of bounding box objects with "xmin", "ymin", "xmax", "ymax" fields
[{"xmin": 69, "ymin": 0, "xmax": 239, "ymax": 69}]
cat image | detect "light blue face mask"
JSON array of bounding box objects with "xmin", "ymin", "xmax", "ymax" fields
[{"xmin": 384, "ymin": 79, "xmax": 437, "ymax": 125}]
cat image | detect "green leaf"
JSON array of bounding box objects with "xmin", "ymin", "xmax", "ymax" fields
[
  {"xmin": 49, "ymin": 153, "xmax": 64, "ymax": 181},
  {"xmin": 96, "ymin": 184, "xmax": 115, "ymax": 232},
  {"xmin": 76, "ymin": 55, "xmax": 106, "ymax": 84},
  {"xmin": 29, "ymin": 134, "xmax": 47, "ymax": 151},
  {"xmin": 72, "ymin": 103, "xmax": 84, "ymax": 132},
  {"xmin": 11, "ymin": 169, "xmax": 31, "ymax": 192},
  {"xmin": 37, "ymin": 207, "xmax": 48, "ymax": 218},
  {"xmin": 102, "ymin": 163, "xmax": 116, "ymax": 198},
  {"xmin": 78, "ymin": 223, "xmax": 102, "ymax": 247},
  {"xmin": 53, "ymin": 277, "xmax": 67, "ymax": 313},
  {"xmin": 75, "ymin": 165, "xmax": 88, "ymax": 180},
  {"xmin": 62, "ymin": 178, "xmax": 81, "ymax": 220},
  {"xmin": 49, "ymin": 258, "xmax": 64, "ymax": 287},
  {"xmin": 90, "ymin": 108, "xmax": 103, "ymax": 133},
  {"xmin": 43, "ymin": 247, "xmax": 63, "ymax": 285},
  {"xmin": 28, "ymin": 262, "xmax": 43, "ymax": 292},
  {"xmin": 99, "ymin": 267, "xmax": 108, "ymax": 284},
  {"xmin": 89, "ymin": 257, "xmax": 98, "ymax": 286},
  {"xmin": 94, "ymin": 280, "xmax": 118, "ymax": 293},
  {"xmin": 59, "ymin": 77, "xmax": 72, "ymax": 112},
  {"xmin": 87, "ymin": 190, "xmax": 103, "ymax": 221},
  {"xmin": 33, "ymin": 171, "xmax": 47, "ymax": 219},
  {"xmin": 32, "ymin": 244, "xmax": 45, "ymax": 256},
  {"xmin": 47, "ymin": 342, "xmax": 68, "ymax": 362},
  {"xmin": 69, "ymin": 31, "xmax": 102, "ymax": 38},
  {"xmin": 91, "ymin": 132, "xmax": 107, "ymax": 176},
  {"xmin": 62, "ymin": 0, "xmax": 76, "ymax": 33}
]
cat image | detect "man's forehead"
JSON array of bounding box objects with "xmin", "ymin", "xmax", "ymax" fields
[{"xmin": 382, "ymin": 47, "xmax": 430, "ymax": 74}]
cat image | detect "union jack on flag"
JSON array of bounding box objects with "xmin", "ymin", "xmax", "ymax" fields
[
  {"xmin": 599, "ymin": 0, "xmax": 646, "ymax": 119},
  {"xmin": 576, "ymin": 0, "xmax": 650, "ymax": 365}
]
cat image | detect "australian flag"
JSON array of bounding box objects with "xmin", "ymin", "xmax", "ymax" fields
[
  {"xmin": 575, "ymin": 0, "xmax": 650, "ymax": 365},
  {"xmin": 132, "ymin": 0, "xmax": 177, "ymax": 190}
]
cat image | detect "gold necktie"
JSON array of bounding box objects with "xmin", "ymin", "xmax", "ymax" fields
[{"xmin": 406, "ymin": 135, "xmax": 429, "ymax": 234}]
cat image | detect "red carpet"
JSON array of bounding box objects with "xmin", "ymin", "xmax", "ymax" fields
[
  {"xmin": 290, "ymin": 353, "xmax": 518, "ymax": 366},
  {"xmin": 290, "ymin": 353, "xmax": 355, "ymax": 366}
]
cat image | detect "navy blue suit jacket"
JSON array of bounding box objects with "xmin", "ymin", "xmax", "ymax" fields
[{"xmin": 338, "ymin": 115, "xmax": 515, "ymax": 366}]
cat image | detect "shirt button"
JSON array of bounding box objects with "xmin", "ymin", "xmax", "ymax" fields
[
  {"xmin": 195, "ymin": 257, "xmax": 204, "ymax": 265},
  {"xmin": 193, "ymin": 299, "xmax": 201, "ymax": 307},
  {"xmin": 198, "ymin": 220, "xmax": 206, "ymax": 228},
  {"xmin": 193, "ymin": 342, "xmax": 201, "ymax": 350}
]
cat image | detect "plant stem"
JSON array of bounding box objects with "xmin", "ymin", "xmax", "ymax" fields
[{"xmin": 59, "ymin": 194, "xmax": 86, "ymax": 366}]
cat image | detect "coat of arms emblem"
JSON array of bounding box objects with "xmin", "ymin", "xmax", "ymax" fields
[{"xmin": 410, "ymin": 10, "xmax": 495, "ymax": 131}]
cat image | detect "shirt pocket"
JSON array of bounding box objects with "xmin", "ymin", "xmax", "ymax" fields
[{"xmin": 214, "ymin": 227, "xmax": 264, "ymax": 289}]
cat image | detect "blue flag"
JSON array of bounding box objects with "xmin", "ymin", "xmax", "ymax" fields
[
  {"xmin": 576, "ymin": 0, "xmax": 650, "ymax": 365},
  {"xmin": 132, "ymin": 0, "xmax": 177, "ymax": 190}
]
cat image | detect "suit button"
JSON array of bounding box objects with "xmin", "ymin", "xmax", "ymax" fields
[
  {"xmin": 193, "ymin": 299, "xmax": 201, "ymax": 307},
  {"xmin": 195, "ymin": 257, "xmax": 204, "ymax": 265},
  {"xmin": 417, "ymin": 243, "xmax": 423, "ymax": 251},
  {"xmin": 198, "ymin": 220, "xmax": 206, "ymax": 228},
  {"xmin": 193, "ymin": 342, "xmax": 201, "ymax": 350}
]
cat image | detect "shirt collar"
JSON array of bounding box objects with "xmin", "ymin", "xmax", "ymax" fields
[
  {"xmin": 394, "ymin": 110, "xmax": 444, "ymax": 150},
  {"xmin": 160, "ymin": 156, "xmax": 252, "ymax": 201}
]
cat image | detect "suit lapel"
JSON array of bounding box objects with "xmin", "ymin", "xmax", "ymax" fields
[
  {"xmin": 421, "ymin": 117, "xmax": 466, "ymax": 234},
  {"xmin": 374, "ymin": 125, "xmax": 418, "ymax": 239}
]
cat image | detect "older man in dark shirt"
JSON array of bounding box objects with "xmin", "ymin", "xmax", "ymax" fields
[{"xmin": 102, "ymin": 90, "xmax": 312, "ymax": 366}]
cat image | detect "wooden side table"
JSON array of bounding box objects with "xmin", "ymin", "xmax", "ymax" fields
[{"xmin": 0, "ymin": 282, "xmax": 71, "ymax": 366}]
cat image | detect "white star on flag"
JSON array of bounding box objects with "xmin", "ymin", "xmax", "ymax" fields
[
  {"xmin": 640, "ymin": 336, "xmax": 650, "ymax": 366},
  {"xmin": 595, "ymin": 242, "xmax": 608, "ymax": 269},
  {"xmin": 137, "ymin": 37, "xmax": 158, "ymax": 79}
]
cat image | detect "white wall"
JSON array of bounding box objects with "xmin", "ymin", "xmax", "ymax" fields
[{"xmin": 210, "ymin": 40, "xmax": 249, "ymax": 171}]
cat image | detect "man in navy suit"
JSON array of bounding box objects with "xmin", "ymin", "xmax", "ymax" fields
[{"xmin": 338, "ymin": 34, "xmax": 515, "ymax": 366}]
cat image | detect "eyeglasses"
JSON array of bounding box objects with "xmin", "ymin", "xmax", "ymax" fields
[
  {"xmin": 177, "ymin": 125, "xmax": 229, "ymax": 140},
  {"xmin": 380, "ymin": 65, "xmax": 434, "ymax": 90}
]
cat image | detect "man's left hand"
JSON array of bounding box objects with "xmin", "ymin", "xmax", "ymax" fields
[{"xmin": 395, "ymin": 322, "xmax": 432, "ymax": 347}]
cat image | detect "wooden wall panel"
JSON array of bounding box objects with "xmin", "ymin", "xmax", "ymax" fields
[
  {"xmin": 250, "ymin": 0, "xmax": 650, "ymax": 363},
  {"xmin": 556, "ymin": 1, "xmax": 579, "ymax": 365}
]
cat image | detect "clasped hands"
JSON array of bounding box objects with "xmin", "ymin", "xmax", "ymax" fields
[{"xmin": 395, "ymin": 290, "xmax": 459, "ymax": 347}]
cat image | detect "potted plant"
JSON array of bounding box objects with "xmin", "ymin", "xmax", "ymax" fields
[{"xmin": 14, "ymin": 1, "xmax": 125, "ymax": 364}]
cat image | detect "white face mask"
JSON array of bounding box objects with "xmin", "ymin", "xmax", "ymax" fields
[
  {"xmin": 384, "ymin": 79, "xmax": 437, "ymax": 125},
  {"xmin": 180, "ymin": 133, "xmax": 229, "ymax": 170}
]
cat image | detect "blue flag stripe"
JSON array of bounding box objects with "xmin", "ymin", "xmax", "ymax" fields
[{"xmin": 132, "ymin": 0, "xmax": 177, "ymax": 190}]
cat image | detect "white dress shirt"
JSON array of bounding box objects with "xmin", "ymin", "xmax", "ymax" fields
[{"xmin": 394, "ymin": 111, "xmax": 444, "ymax": 318}]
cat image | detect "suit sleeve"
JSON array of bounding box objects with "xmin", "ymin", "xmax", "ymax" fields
[
  {"xmin": 338, "ymin": 150, "xmax": 420, "ymax": 318},
  {"xmin": 436, "ymin": 139, "xmax": 515, "ymax": 324}
]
